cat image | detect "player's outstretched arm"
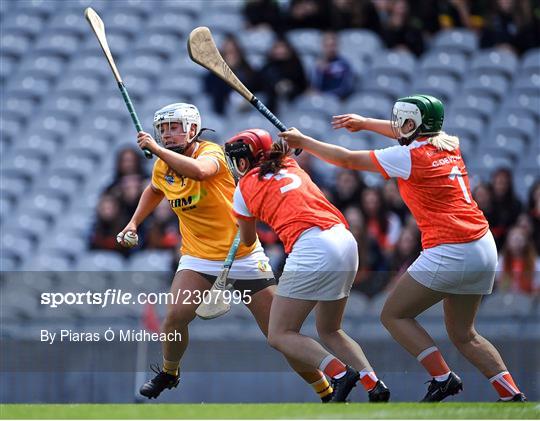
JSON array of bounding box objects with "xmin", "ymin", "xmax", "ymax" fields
[
  {"xmin": 236, "ymin": 218, "xmax": 257, "ymax": 247},
  {"xmin": 278, "ymin": 128, "xmax": 378, "ymax": 172},
  {"xmin": 332, "ymin": 114, "xmax": 396, "ymax": 140}
]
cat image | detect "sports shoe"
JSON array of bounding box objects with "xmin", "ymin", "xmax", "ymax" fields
[
  {"xmin": 421, "ymin": 372, "xmax": 463, "ymax": 402},
  {"xmin": 139, "ymin": 364, "xmax": 180, "ymax": 399},
  {"xmin": 321, "ymin": 393, "xmax": 333, "ymax": 403},
  {"xmin": 498, "ymin": 393, "xmax": 527, "ymax": 402},
  {"xmin": 368, "ymin": 379, "xmax": 390, "ymax": 402},
  {"xmin": 330, "ymin": 366, "xmax": 360, "ymax": 402}
]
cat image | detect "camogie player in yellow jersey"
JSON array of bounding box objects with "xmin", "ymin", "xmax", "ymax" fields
[{"xmin": 116, "ymin": 103, "xmax": 333, "ymax": 402}]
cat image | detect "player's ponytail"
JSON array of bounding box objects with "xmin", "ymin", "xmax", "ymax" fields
[
  {"xmin": 427, "ymin": 131, "xmax": 459, "ymax": 151},
  {"xmin": 258, "ymin": 143, "xmax": 288, "ymax": 179}
]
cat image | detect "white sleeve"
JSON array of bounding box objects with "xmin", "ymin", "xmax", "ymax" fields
[
  {"xmin": 232, "ymin": 185, "xmax": 253, "ymax": 217},
  {"xmin": 373, "ymin": 145, "xmax": 412, "ymax": 179}
]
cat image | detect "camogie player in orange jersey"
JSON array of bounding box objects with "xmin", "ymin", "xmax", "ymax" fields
[
  {"xmin": 116, "ymin": 103, "xmax": 335, "ymax": 402},
  {"xmin": 225, "ymin": 129, "xmax": 390, "ymax": 403},
  {"xmin": 279, "ymin": 95, "xmax": 527, "ymax": 402}
]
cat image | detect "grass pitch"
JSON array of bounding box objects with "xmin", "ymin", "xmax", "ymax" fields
[{"xmin": 0, "ymin": 403, "xmax": 538, "ymax": 419}]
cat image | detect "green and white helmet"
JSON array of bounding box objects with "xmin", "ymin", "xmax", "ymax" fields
[
  {"xmin": 391, "ymin": 95, "xmax": 444, "ymax": 144},
  {"xmin": 153, "ymin": 103, "xmax": 201, "ymax": 153}
]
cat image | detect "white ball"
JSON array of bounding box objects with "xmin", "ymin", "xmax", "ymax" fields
[{"xmin": 118, "ymin": 231, "xmax": 138, "ymax": 248}]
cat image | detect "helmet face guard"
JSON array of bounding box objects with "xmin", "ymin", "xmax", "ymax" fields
[
  {"xmin": 224, "ymin": 129, "xmax": 273, "ymax": 179},
  {"xmin": 392, "ymin": 95, "xmax": 445, "ymax": 145},
  {"xmin": 153, "ymin": 103, "xmax": 201, "ymax": 154}
]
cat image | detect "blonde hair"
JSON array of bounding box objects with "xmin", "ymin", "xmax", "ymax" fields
[{"xmin": 427, "ymin": 131, "xmax": 459, "ymax": 151}]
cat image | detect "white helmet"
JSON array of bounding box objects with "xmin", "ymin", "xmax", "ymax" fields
[{"xmin": 153, "ymin": 103, "xmax": 201, "ymax": 152}]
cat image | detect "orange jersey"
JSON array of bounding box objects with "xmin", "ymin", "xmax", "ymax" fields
[
  {"xmin": 233, "ymin": 158, "xmax": 348, "ymax": 253},
  {"xmin": 370, "ymin": 140, "xmax": 489, "ymax": 249}
]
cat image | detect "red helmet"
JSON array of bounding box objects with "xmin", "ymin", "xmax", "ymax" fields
[{"xmin": 224, "ymin": 129, "xmax": 273, "ymax": 178}]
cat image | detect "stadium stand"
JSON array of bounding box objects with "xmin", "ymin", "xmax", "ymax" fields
[{"xmin": 1, "ymin": 0, "xmax": 539, "ymax": 404}]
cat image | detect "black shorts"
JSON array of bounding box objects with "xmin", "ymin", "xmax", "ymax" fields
[{"xmin": 199, "ymin": 273, "xmax": 276, "ymax": 296}]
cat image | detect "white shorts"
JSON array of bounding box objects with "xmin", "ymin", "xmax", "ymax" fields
[
  {"xmin": 176, "ymin": 243, "xmax": 274, "ymax": 280},
  {"xmin": 277, "ymin": 224, "xmax": 359, "ymax": 301},
  {"xmin": 408, "ymin": 230, "xmax": 498, "ymax": 295}
]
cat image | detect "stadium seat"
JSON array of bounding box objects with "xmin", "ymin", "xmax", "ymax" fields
[
  {"xmin": 371, "ymin": 51, "xmax": 416, "ymax": 81},
  {"xmin": 118, "ymin": 52, "xmax": 168, "ymax": 79},
  {"xmin": 462, "ymin": 74, "xmax": 509, "ymax": 102},
  {"xmin": 419, "ymin": 51, "xmax": 468, "ymax": 80},
  {"xmin": 117, "ymin": 72, "xmax": 156, "ymax": 101},
  {"xmin": 344, "ymin": 93, "xmax": 392, "ymax": 118},
  {"xmin": 0, "ymin": 168, "xmax": 32, "ymax": 196},
  {"xmin": 292, "ymin": 93, "xmax": 341, "ymax": 119},
  {"xmin": 47, "ymin": 9, "xmax": 89, "ymax": 38},
  {"xmin": 99, "ymin": 8, "xmax": 146, "ymax": 38},
  {"xmin": 133, "ymin": 32, "xmax": 180, "ymax": 59},
  {"xmin": 490, "ymin": 112, "xmax": 537, "ymax": 145},
  {"xmin": 486, "ymin": 132, "xmax": 526, "ymax": 161},
  {"xmin": 33, "ymin": 32, "xmax": 81, "ymax": 59},
  {"xmin": 127, "ymin": 250, "xmax": 174, "ymax": 272},
  {"xmin": 513, "ymin": 170, "xmax": 538, "ymax": 201},
  {"xmin": 1, "ymin": 9, "xmax": 47, "ymax": 38},
  {"xmin": 449, "ymin": 93, "xmax": 498, "ymax": 122},
  {"xmin": 411, "ymin": 74, "xmax": 459, "ymax": 104},
  {"xmin": 11, "ymin": 209, "xmax": 54, "ymax": 240},
  {"xmin": 504, "ymin": 93, "xmax": 540, "ymax": 120},
  {"xmin": 0, "ymin": 250, "xmax": 21, "ymax": 272},
  {"xmin": 160, "ymin": 0, "xmax": 204, "ymax": 18},
  {"xmin": 430, "ymin": 29, "xmax": 478, "ymax": 56},
  {"xmin": 2, "ymin": 149, "xmax": 49, "ymax": 180},
  {"xmin": 445, "ymin": 112, "xmax": 485, "ymax": 140},
  {"xmin": 238, "ymin": 28, "xmax": 276, "ymax": 56},
  {"xmin": 0, "ymin": 53, "xmax": 18, "ymax": 86},
  {"xmin": 5, "ymin": 71, "xmax": 55, "ymax": 101},
  {"xmin": 481, "ymin": 293, "xmax": 535, "ymax": 317},
  {"xmin": 145, "ymin": 12, "xmax": 194, "ymax": 38},
  {"xmin": 518, "ymin": 148, "xmax": 540, "ymax": 170},
  {"xmin": 156, "ymin": 74, "xmax": 203, "ymax": 99},
  {"xmin": 23, "ymin": 250, "xmax": 75, "ymax": 271},
  {"xmin": 471, "ymin": 49, "xmax": 518, "ymax": 80},
  {"xmin": 521, "ymin": 48, "xmax": 540, "ymax": 76},
  {"xmin": 67, "ymin": 54, "xmax": 116, "ymax": 80},
  {"xmin": 513, "ymin": 73, "xmax": 540, "ymax": 97},
  {"xmin": 37, "ymin": 230, "xmax": 88, "ymax": 258},
  {"xmin": 168, "ymin": 54, "xmax": 207, "ymax": 78},
  {"xmin": 31, "ymin": 168, "xmax": 85, "ymax": 198},
  {"xmin": 14, "ymin": 0, "xmax": 63, "ymax": 18},
  {"xmin": 17, "ymin": 53, "xmax": 67, "ymax": 81},
  {"xmin": 79, "ymin": 27, "xmax": 133, "ymax": 58},
  {"xmin": 362, "ymin": 74, "xmax": 408, "ymax": 101},
  {"xmin": 339, "ymin": 29, "xmax": 383, "ymax": 61},
  {"xmin": 55, "ymin": 73, "xmax": 104, "ymax": 103},
  {"xmin": 196, "ymin": 12, "xmax": 245, "ymax": 35},
  {"xmin": 287, "ymin": 29, "xmax": 322, "ymax": 57},
  {"xmin": 1, "ymin": 227, "xmax": 37, "ymax": 262},
  {"xmin": 0, "ymin": 31, "xmax": 33, "ymax": 59},
  {"xmin": 76, "ymin": 251, "xmax": 126, "ymax": 271}
]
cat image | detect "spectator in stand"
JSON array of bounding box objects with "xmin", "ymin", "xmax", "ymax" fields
[
  {"xmin": 490, "ymin": 168, "xmax": 522, "ymax": 248},
  {"xmin": 382, "ymin": 179, "xmax": 409, "ymax": 224},
  {"xmin": 329, "ymin": 168, "xmax": 365, "ymax": 210},
  {"xmin": 286, "ymin": 0, "xmax": 331, "ymax": 30},
  {"xmin": 386, "ymin": 225, "xmax": 422, "ymax": 291},
  {"xmin": 89, "ymin": 194, "xmax": 125, "ymax": 252},
  {"xmin": 473, "ymin": 182, "xmax": 496, "ymax": 229},
  {"xmin": 329, "ymin": 0, "xmax": 382, "ymax": 32},
  {"xmin": 480, "ymin": 0, "xmax": 536, "ymax": 53},
  {"xmin": 496, "ymin": 226, "xmax": 540, "ymax": 294},
  {"xmin": 379, "ymin": 0, "xmax": 425, "ymax": 56},
  {"xmin": 243, "ymin": 0, "xmax": 284, "ymax": 31},
  {"xmin": 259, "ymin": 37, "xmax": 308, "ymax": 112},
  {"xmin": 360, "ymin": 187, "xmax": 402, "ymax": 255},
  {"xmin": 528, "ymin": 180, "xmax": 540, "ymax": 254},
  {"xmin": 310, "ymin": 31, "xmax": 355, "ymax": 100},
  {"xmin": 344, "ymin": 206, "xmax": 389, "ymax": 298},
  {"xmin": 145, "ymin": 200, "xmax": 181, "ymax": 250},
  {"xmin": 116, "ymin": 174, "xmax": 145, "ymax": 225},
  {"xmin": 204, "ymin": 34, "xmax": 259, "ymax": 115},
  {"xmin": 105, "ymin": 147, "xmax": 146, "ymax": 194}
]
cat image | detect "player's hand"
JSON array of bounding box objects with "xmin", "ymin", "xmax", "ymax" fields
[
  {"xmin": 116, "ymin": 223, "xmax": 139, "ymax": 248},
  {"xmin": 277, "ymin": 127, "xmax": 307, "ymax": 148},
  {"xmin": 332, "ymin": 114, "xmax": 368, "ymax": 132},
  {"xmin": 137, "ymin": 131, "xmax": 160, "ymax": 154}
]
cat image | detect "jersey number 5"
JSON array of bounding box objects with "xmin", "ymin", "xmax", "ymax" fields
[
  {"xmin": 265, "ymin": 169, "xmax": 302, "ymax": 194},
  {"xmin": 449, "ymin": 165, "xmax": 471, "ymax": 203}
]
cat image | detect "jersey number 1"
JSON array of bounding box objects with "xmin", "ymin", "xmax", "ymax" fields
[
  {"xmin": 265, "ymin": 169, "xmax": 302, "ymax": 194},
  {"xmin": 448, "ymin": 166, "xmax": 471, "ymax": 203}
]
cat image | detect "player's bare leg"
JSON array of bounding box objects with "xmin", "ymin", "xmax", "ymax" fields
[
  {"xmin": 380, "ymin": 272, "xmax": 463, "ymax": 401},
  {"xmin": 268, "ymin": 296, "xmax": 363, "ymax": 402},
  {"xmin": 380, "ymin": 272, "xmax": 446, "ymax": 356},
  {"xmin": 247, "ymin": 286, "xmax": 334, "ymax": 402},
  {"xmin": 316, "ymin": 298, "xmax": 390, "ymax": 401},
  {"xmin": 140, "ymin": 270, "xmax": 210, "ymax": 399},
  {"xmin": 443, "ymin": 294, "xmax": 526, "ymax": 401}
]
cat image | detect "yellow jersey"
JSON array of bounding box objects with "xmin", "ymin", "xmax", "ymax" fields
[{"xmin": 151, "ymin": 140, "xmax": 256, "ymax": 260}]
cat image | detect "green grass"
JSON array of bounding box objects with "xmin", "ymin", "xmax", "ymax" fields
[{"xmin": 0, "ymin": 403, "xmax": 538, "ymax": 419}]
